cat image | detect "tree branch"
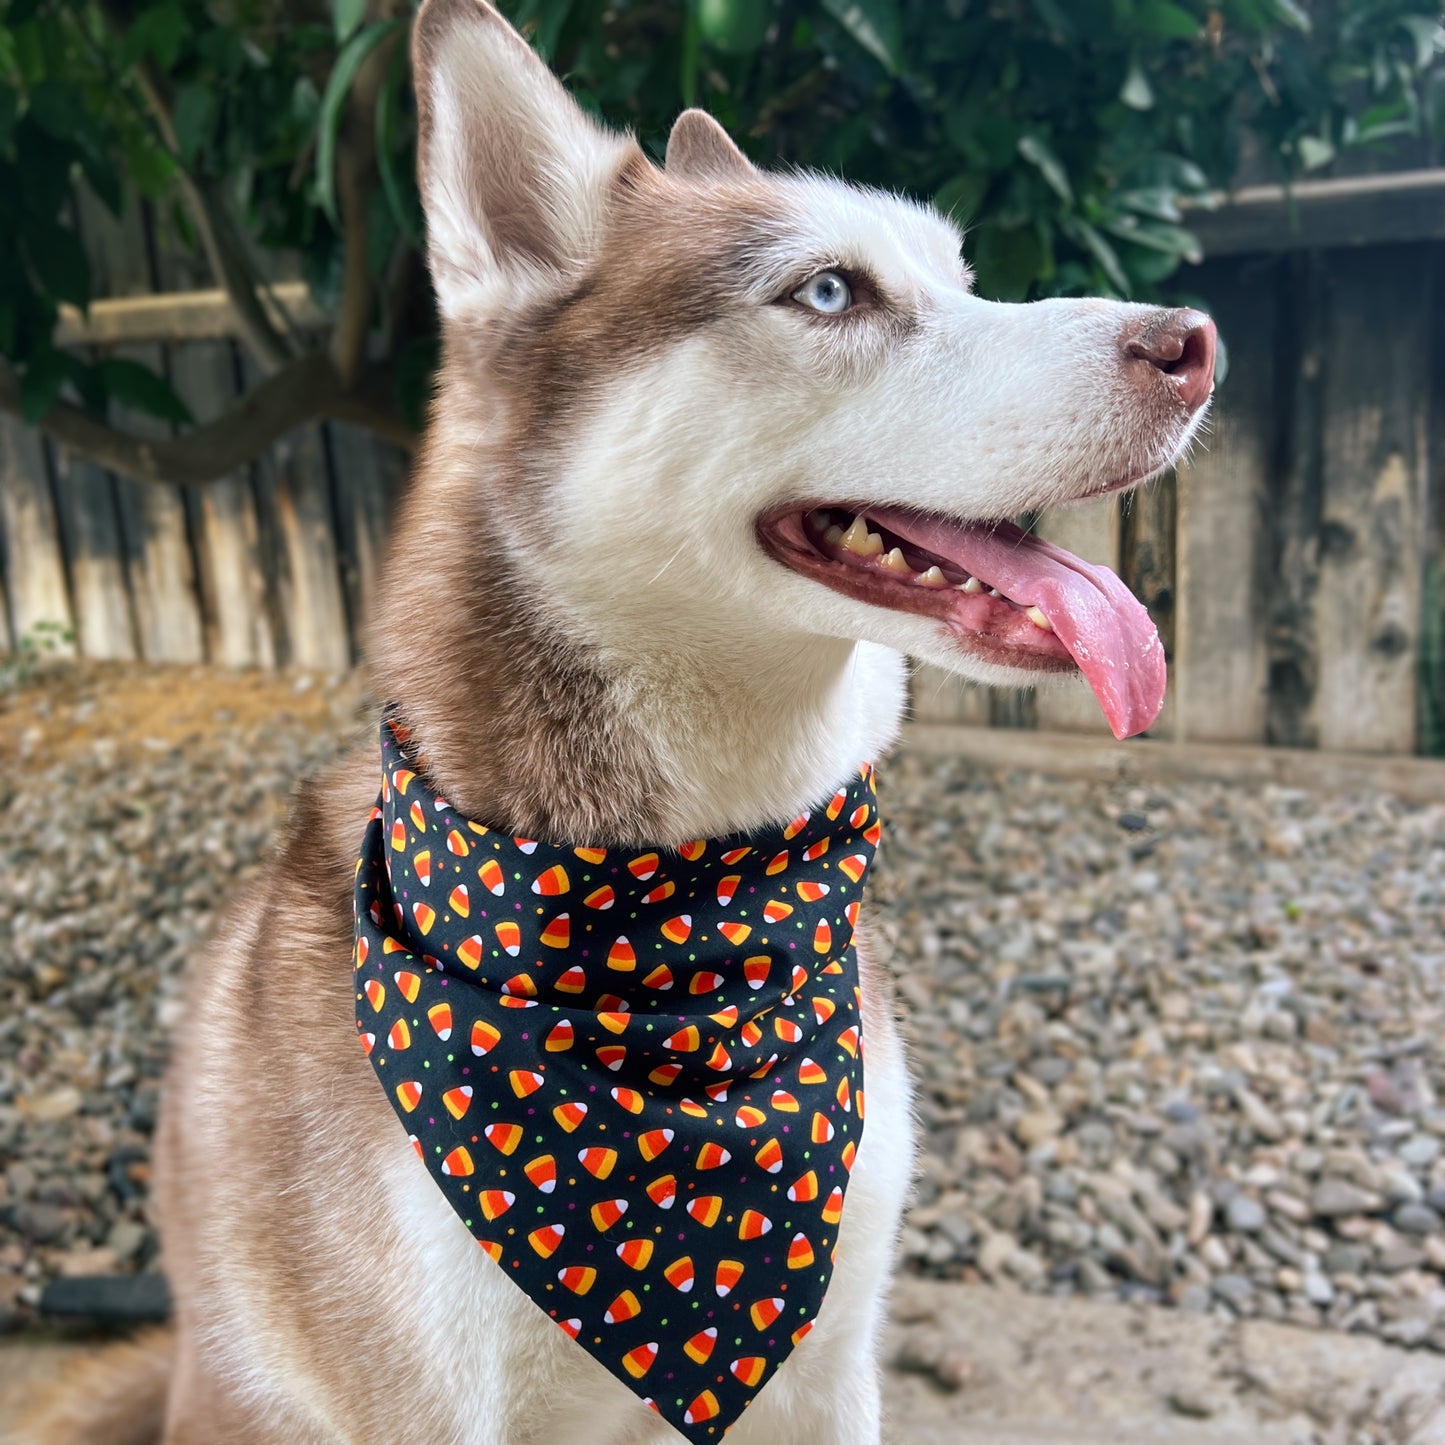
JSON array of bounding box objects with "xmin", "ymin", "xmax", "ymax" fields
[
  {"xmin": 330, "ymin": 12, "xmax": 407, "ymax": 386},
  {"xmin": 0, "ymin": 354, "xmax": 416, "ymax": 488},
  {"xmin": 130, "ymin": 62, "xmax": 295, "ymax": 375}
]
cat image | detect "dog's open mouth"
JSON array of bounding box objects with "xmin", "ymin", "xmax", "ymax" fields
[{"xmin": 758, "ymin": 503, "xmax": 1167, "ymax": 740}]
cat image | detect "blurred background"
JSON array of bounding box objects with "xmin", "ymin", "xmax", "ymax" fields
[
  {"xmin": 2, "ymin": 3, "xmax": 1445, "ymax": 1441},
  {"xmin": 2, "ymin": 0, "xmax": 1443, "ymax": 752}
]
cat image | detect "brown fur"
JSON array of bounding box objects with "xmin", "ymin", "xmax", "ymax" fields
[
  {"xmin": 366, "ymin": 162, "xmax": 799, "ymax": 839},
  {"xmin": 7, "ymin": 1331, "xmax": 172, "ymax": 1445},
  {"xmin": 12, "ymin": 7, "xmax": 920, "ymax": 1440},
  {"xmin": 664, "ymin": 110, "xmax": 756, "ymax": 182}
]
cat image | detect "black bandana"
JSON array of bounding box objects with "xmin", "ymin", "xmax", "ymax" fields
[{"xmin": 354, "ymin": 720, "xmax": 881, "ymax": 1440}]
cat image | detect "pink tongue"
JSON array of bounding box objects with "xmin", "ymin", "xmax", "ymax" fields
[{"xmin": 882, "ymin": 514, "xmax": 1166, "ymax": 739}]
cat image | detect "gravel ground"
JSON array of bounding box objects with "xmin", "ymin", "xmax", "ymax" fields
[{"xmin": 3, "ymin": 663, "xmax": 1445, "ymax": 1363}]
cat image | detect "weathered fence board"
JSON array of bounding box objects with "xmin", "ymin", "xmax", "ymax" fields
[
  {"xmin": 0, "ymin": 419, "xmax": 75, "ymax": 653},
  {"xmin": 1120, "ymin": 474, "xmax": 1177, "ymax": 739},
  {"xmin": 109, "ymin": 343, "xmax": 207, "ymax": 664},
  {"xmin": 172, "ymin": 341, "xmax": 276, "ymax": 667},
  {"xmin": 1262, "ymin": 253, "xmax": 1328, "ymax": 749},
  {"xmin": 909, "ymin": 668, "xmax": 992, "ymax": 725},
  {"xmin": 1425, "ymin": 253, "xmax": 1445, "ymax": 756},
  {"xmin": 243, "ymin": 346, "xmax": 352, "ymax": 672},
  {"xmin": 1174, "ymin": 259, "xmax": 1276, "ymax": 745},
  {"xmin": 325, "ymin": 421, "xmax": 408, "ymax": 657},
  {"xmin": 1311, "ymin": 244, "xmax": 1434, "ymax": 754},
  {"xmin": 47, "ymin": 442, "xmax": 136, "ymax": 660}
]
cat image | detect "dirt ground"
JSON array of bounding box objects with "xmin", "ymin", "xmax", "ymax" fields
[
  {"xmin": 6, "ymin": 1276, "xmax": 1445, "ymax": 1443},
  {"xmin": 0, "ymin": 659, "xmax": 365, "ymax": 766}
]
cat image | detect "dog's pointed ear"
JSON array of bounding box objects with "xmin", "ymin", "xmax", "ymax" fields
[
  {"xmin": 412, "ymin": 0, "xmax": 635, "ymax": 315},
  {"xmin": 665, "ymin": 109, "xmax": 755, "ymax": 181}
]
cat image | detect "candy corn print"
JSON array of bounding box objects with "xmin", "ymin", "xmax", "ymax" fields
[{"xmin": 354, "ymin": 720, "xmax": 880, "ymax": 1440}]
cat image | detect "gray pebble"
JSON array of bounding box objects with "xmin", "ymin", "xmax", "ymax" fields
[
  {"xmin": 1226, "ymin": 1196, "xmax": 1266, "ymax": 1233},
  {"xmin": 1312, "ymin": 1179, "xmax": 1386, "ymax": 1217},
  {"xmin": 1393, "ymin": 1202, "xmax": 1443, "ymax": 1236}
]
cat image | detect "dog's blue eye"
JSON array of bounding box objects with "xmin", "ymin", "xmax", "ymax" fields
[{"xmin": 793, "ymin": 270, "xmax": 852, "ymax": 315}]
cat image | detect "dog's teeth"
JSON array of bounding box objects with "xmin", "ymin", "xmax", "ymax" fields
[
  {"xmin": 916, "ymin": 566, "xmax": 948, "ymax": 587},
  {"xmin": 959, "ymin": 576, "xmax": 983, "ymax": 595},
  {"xmin": 841, "ymin": 516, "xmax": 883, "ymax": 557},
  {"xmin": 1026, "ymin": 606, "xmax": 1052, "ymax": 630},
  {"xmin": 823, "ymin": 525, "xmax": 845, "ymax": 546},
  {"xmin": 808, "ymin": 512, "xmax": 829, "ymax": 533},
  {"xmin": 879, "ymin": 547, "xmax": 912, "ymax": 576},
  {"xmin": 988, "ymin": 588, "xmax": 1001, "ymax": 598}
]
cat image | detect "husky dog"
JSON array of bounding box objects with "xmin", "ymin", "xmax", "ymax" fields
[{"xmin": 15, "ymin": 2, "xmax": 1213, "ymax": 1441}]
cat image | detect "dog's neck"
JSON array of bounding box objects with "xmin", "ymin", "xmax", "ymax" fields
[
  {"xmin": 369, "ymin": 499, "xmax": 906, "ymax": 847},
  {"xmin": 603, "ymin": 625, "xmax": 906, "ymax": 843}
]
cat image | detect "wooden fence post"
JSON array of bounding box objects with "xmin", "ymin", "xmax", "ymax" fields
[
  {"xmin": 1174, "ymin": 259, "xmax": 1276, "ymax": 745},
  {"xmin": 1311, "ymin": 244, "xmax": 1434, "ymax": 754},
  {"xmin": 169, "ymin": 340, "xmax": 277, "ymax": 667},
  {"xmin": 0, "ymin": 419, "xmax": 75, "ymax": 655}
]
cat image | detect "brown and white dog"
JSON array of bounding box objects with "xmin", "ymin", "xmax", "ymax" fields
[{"xmin": 14, "ymin": 3, "xmax": 1214, "ymax": 1441}]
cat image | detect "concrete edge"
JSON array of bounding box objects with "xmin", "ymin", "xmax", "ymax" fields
[{"xmin": 902, "ymin": 724, "xmax": 1445, "ymax": 804}]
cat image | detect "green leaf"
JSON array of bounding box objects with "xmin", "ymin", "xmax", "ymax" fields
[
  {"xmin": 0, "ymin": 88, "xmax": 18, "ymax": 151},
  {"xmin": 820, "ymin": 0, "xmax": 903, "ymax": 75},
  {"xmin": 122, "ymin": 1, "xmax": 189, "ymax": 70},
  {"xmin": 23, "ymin": 223, "xmax": 90, "ymax": 308},
  {"xmin": 1135, "ymin": 1, "xmax": 1201, "ymax": 40},
  {"xmin": 375, "ymin": 46, "xmax": 423, "ymax": 248},
  {"xmin": 1263, "ymin": 0, "xmax": 1310, "ymax": 33},
  {"xmin": 1029, "ymin": 0, "xmax": 1077, "ymax": 41},
  {"xmin": 971, "ymin": 222, "xmax": 1048, "ymax": 301},
  {"xmin": 1063, "ymin": 217, "xmax": 1131, "ymax": 295},
  {"xmin": 972, "ymin": 115, "xmax": 1022, "ymax": 170},
  {"xmin": 1399, "ymin": 16, "xmax": 1445, "ymax": 71},
  {"xmin": 1017, "ymin": 134, "xmax": 1072, "ymax": 205},
  {"xmin": 172, "ymin": 83, "xmax": 216, "ymax": 167},
  {"xmin": 316, "ymin": 17, "xmax": 407, "ymax": 228},
  {"xmin": 18, "ymin": 347, "xmax": 73, "ymax": 423},
  {"xmin": 333, "ymin": 0, "xmax": 367, "ymax": 45},
  {"xmin": 395, "ymin": 334, "xmax": 440, "ymax": 434},
  {"xmin": 1296, "ymin": 133, "xmax": 1334, "ymax": 170},
  {"xmin": 1116, "ymin": 186, "xmax": 1182, "ymax": 222},
  {"xmin": 366, "ymin": 186, "xmax": 398, "ymax": 279},
  {"xmin": 25, "ymin": 81, "xmax": 81, "ymax": 140},
  {"xmin": 1101, "ymin": 214, "xmax": 1201, "ymax": 263},
  {"xmin": 1113, "ymin": 239, "xmax": 1185, "ymax": 286},
  {"xmin": 697, "ymin": 0, "xmax": 773, "ymax": 56},
  {"xmin": 1120, "ymin": 58, "xmax": 1155, "ymax": 110},
  {"xmin": 510, "ymin": 0, "xmax": 576, "ymax": 61},
  {"xmin": 126, "ymin": 138, "xmax": 176, "ymax": 198},
  {"xmin": 933, "ymin": 172, "xmax": 990, "ymax": 225},
  {"xmin": 94, "ymin": 358, "xmax": 194, "ymax": 425}
]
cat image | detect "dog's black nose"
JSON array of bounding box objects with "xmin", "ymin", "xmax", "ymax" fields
[{"xmin": 1124, "ymin": 308, "xmax": 1217, "ymax": 414}]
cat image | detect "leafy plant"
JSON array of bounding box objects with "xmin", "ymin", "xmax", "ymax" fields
[
  {"xmin": 0, "ymin": 0, "xmax": 1440, "ymax": 487},
  {"xmin": 0, "ymin": 618, "xmax": 75, "ymax": 690}
]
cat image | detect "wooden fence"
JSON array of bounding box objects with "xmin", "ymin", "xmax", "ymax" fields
[
  {"xmin": 0, "ymin": 191, "xmax": 407, "ymax": 674},
  {"xmin": 2, "ymin": 173, "xmax": 1443, "ymax": 754},
  {"xmin": 904, "ymin": 173, "xmax": 1445, "ymax": 757}
]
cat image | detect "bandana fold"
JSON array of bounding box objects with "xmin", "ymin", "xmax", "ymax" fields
[{"xmin": 354, "ymin": 720, "xmax": 880, "ymax": 1440}]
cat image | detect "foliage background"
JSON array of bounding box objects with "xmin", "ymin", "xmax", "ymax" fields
[{"xmin": 0, "ymin": 0, "xmax": 1441, "ymax": 457}]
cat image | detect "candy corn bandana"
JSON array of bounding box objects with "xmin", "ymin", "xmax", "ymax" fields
[{"xmin": 354, "ymin": 720, "xmax": 880, "ymax": 1440}]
